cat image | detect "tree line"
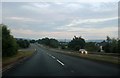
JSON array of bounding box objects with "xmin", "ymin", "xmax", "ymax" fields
[
  {"xmin": 1, "ymin": 24, "xmax": 119, "ymax": 57},
  {"xmin": 37, "ymin": 37, "xmax": 59, "ymax": 48},
  {"xmin": 30, "ymin": 35, "xmax": 120, "ymax": 54},
  {"xmin": 1, "ymin": 24, "xmax": 30, "ymax": 57}
]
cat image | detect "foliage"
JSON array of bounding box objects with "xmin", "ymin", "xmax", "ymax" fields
[
  {"xmin": 68, "ymin": 36, "xmax": 85, "ymax": 51},
  {"xmin": 38, "ymin": 37, "xmax": 59, "ymax": 48},
  {"xmin": 85, "ymin": 42, "xmax": 99, "ymax": 51},
  {"xmin": 102, "ymin": 36, "xmax": 119, "ymax": 53},
  {"xmin": 49, "ymin": 39, "xmax": 59, "ymax": 48},
  {"xmin": 16, "ymin": 39, "xmax": 30, "ymax": 48},
  {"xmin": 30, "ymin": 39, "xmax": 36, "ymax": 43},
  {"xmin": 59, "ymin": 42, "xmax": 68, "ymax": 50},
  {"xmin": 118, "ymin": 40, "xmax": 120, "ymax": 53},
  {"xmin": 2, "ymin": 24, "xmax": 18, "ymax": 57}
]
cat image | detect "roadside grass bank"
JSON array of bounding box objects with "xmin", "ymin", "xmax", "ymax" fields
[
  {"xmin": 38, "ymin": 44, "xmax": 120, "ymax": 65},
  {"xmin": 2, "ymin": 49, "xmax": 36, "ymax": 70},
  {"xmin": 57, "ymin": 52, "xmax": 120, "ymax": 65}
]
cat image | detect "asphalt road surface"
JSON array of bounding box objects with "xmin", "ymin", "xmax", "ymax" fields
[{"xmin": 2, "ymin": 44, "xmax": 120, "ymax": 76}]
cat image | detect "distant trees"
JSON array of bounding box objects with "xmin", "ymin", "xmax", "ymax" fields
[
  {"xmin": 38, "ymin": 37, "xmax": 59, "ymax": 48},
  {"xmin": 2, "ymin": 24, "xmax": 18, "ymax": 57},
  {"xmin": 68, "ymin": 36, "xmax": 85, "ymax": 51},
  {"xmin": 30, "ymin": 39, "xmax": 36, "ymax": 43},
  {"xmin": 85, "ymin": 42, "xmax": 99, "ymax": 51},
  {"xmin": 102, "ymin": 36, "xmax": 119, "ymax": 53},
  {"xmin": 16, "ymin": 39, "xmax": 30, "ymax": 48}
]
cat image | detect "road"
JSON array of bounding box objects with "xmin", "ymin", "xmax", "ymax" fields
[{"xmin": 2, "ymin": 44, "xmax": 120, "ymax": 76}]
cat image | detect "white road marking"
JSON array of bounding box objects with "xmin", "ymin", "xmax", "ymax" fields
[
  {"xmin": 49, "ymin": 54, "xmax": 52, "ymax": 57},
  {"xmin": 57, "ymin": 59, "xmax": 64, "ymax": 66},
  {"xmin": 47, "ymin": 53, "xmax": 51, "ymax": 56},
  {"xmin": 46, "ymin": 53, "xmax": 64, "ymax": 66},
  {"xmin": 51, "ymin": 56, "xmax": 55, "ymax": 59}
]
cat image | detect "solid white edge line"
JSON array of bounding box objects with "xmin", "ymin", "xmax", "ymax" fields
[{"xmin": 57, "ymin": 59, "xmax": 64, "ymax": 66}]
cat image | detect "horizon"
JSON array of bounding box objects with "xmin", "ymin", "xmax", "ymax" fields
[{"xmin": 15, "ymin": 37, "xmax": 105, "ymax": 41}]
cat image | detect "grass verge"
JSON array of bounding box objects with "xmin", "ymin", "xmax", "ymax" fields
[
  {"xmin": 2, "ymin": 49, "xmax": 35, "ymax": 68},
  {"xmin": 59, "ymin": 52, "xmax": 120, "ymax": 65},
  {"xmin": 38, "ymin": 44, "xmax": 119, "ymax": 65}
]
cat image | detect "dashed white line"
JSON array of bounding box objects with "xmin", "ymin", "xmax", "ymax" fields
[
  {"xmin": 49, "ymin": 54, "xmax": 52, "ymax": 57},
  {"xmin": 51, "ymin": 56, "xmax": 55, "ymax": 59},
  {"xmin": 47, "ymin": 53, "xmax": 51, "ymax": 56},
  {"xmin": 46, "ymin": 53, "xmax": 64, "ymax": 66},
  {"xmin": 57, "ymin": 59, "xmax": 64, "ymax": 66}
]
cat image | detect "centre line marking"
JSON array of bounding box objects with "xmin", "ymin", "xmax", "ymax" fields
[
  {"xmin": 51, "ymin": 56, "xmax": 55, "ymax": 59},
  {"xmin": 57, "ymin": 59, "xmax": 64, "ymax": 66}
]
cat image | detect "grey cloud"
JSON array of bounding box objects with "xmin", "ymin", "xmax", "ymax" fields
[{"xmin": 2, "ymin": 2, "xmax": 118, "ymax": 39}]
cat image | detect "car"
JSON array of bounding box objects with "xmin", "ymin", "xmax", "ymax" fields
[{"xmin": 79, "ymin": 49, "xmax": 88, "ymax": 54}]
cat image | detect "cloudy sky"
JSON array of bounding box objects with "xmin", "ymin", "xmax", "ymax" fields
[{"xmin": 2, "ymin": 1, "xmax": 118, "ymax": 40}]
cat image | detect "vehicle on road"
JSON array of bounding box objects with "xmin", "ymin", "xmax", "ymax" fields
[{"xmin": 79, "ymin": 49, "xmax": 88, "ymax": 54}]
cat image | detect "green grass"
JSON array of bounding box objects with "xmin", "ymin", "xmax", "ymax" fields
[
  {"xmin": 56, "ymin": 51, "xmax": 120, "ymax": 64},
  {"xmin": 3, "ymin": 50, "xmax": 35, "ymax": 67}
]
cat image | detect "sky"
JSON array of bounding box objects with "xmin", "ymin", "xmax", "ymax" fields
[{"xmin": 2, "ymin": 1, "xmax": 119, "ymax": 40}]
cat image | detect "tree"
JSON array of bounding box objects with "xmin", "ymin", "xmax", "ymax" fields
[
  {"xmin": 68, "ymin": 36, "xmax": 85, "ymax": 51},
  {"xmin": 30, "ymin": 39, "xmax": 36, "ymax": 43},
  {"xmin": 0, "ymin": 25, "xmax": 2, "ymax": 54},
  {"xmin": 16, "ymin": 39, "xmax": 30, "ymax": 48},
  {"xmin": 85, "ymin": 42, "xmax": 99, "ymax": 51},
  {"xmin": 110, "ymin": 38, "xmax": 118, "ymax": 53},
  {"xmin": 49, "ymin": 38, "xmax": 59, "ymax": 48},
  {"xmin": 2, "ymin": 24, "xmax": 18, "ymax": 57},
  {"xmin": 41, "ymin": 37, "xmax": 50, "ymax": 45},
  {"xmin": 38, "ymin": 37, "xmax": 59, "ymax": 48},
  {"xmin": 102, "ymin": 36, "xmax": 119, "ymax": 53},
  {"xmin": 118, "ymin": 39, "xmax": 120, "ymax": 53}
]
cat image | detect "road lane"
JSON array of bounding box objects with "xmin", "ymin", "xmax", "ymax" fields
[
  {"xmin": 3, "ymin": 44, "xmax": 120, "ymax": 76},
  {"xmin": 3, "ymin": 44, "xmax": 72, "ymax": 76},
  {"xmin": 49, "ymin": 51, "xmax": 119, "ymax": 76},
  {"xmin": 37, "ymin": 45, "xmax": 120, "ymax": 76}
]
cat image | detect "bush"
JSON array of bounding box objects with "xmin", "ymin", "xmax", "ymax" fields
[
  {"xmin": 16, "ymin": 39, "xmax": 30, "ymax": 48},
  {"xmin": 68, "ymin": 36, "xmax": 85, "ymax": 51},
  {"xmin": 102, "ymin": 36, "xmax": 119, "ymax": 53},
  {"xmin": 85, "ymin": 42, "xmax": 99, "ymax": 51},
  {"xmin": 2, "ymin": 24, "xmax": 18, "ymax": 57},
  {"xmin": 38, "ymin": 37, "xmax": 59, "ymax": 48}
]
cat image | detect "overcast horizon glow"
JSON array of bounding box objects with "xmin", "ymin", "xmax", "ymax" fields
[{"xmin": 2, "ymin": 1, "xmax": 118, "ymax": 40}]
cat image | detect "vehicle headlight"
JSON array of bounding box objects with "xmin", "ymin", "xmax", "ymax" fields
[{"xmin": 85, "ymin": 51, "xmax": 87, "ymax": 54}]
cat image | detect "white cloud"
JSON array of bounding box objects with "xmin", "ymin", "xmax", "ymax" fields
[
  {"xmin": 5, "ymin": 16, "xmax": 41, "ymax": 22},
  {"xmin": 2, "ymin": 0, "xmax": 119, "ymax": 3},
  {"xmin": 32, "ymin": 3, "xmax": 50, "ymax": 8},
  {"xmin": 56, "ymin": 26, "xmax": 118, "ymax": 39},
  {"xmin": 63, "ymin": 17, "xmax": 118, "ymax": 27},
  {"xmin": 3, "ymin": 2, "xmax": 118, "ymax": 39},
  {"xmin": 11, "ymin": 28, "xmax": 76, "ymax": 39},
  {"xmin": 65, "ymin": 3, "xmax": 82, "ymax": 9},
  {"xmin": 11, "ymin": 26, "xmax": 118, "ymax": 40}
]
